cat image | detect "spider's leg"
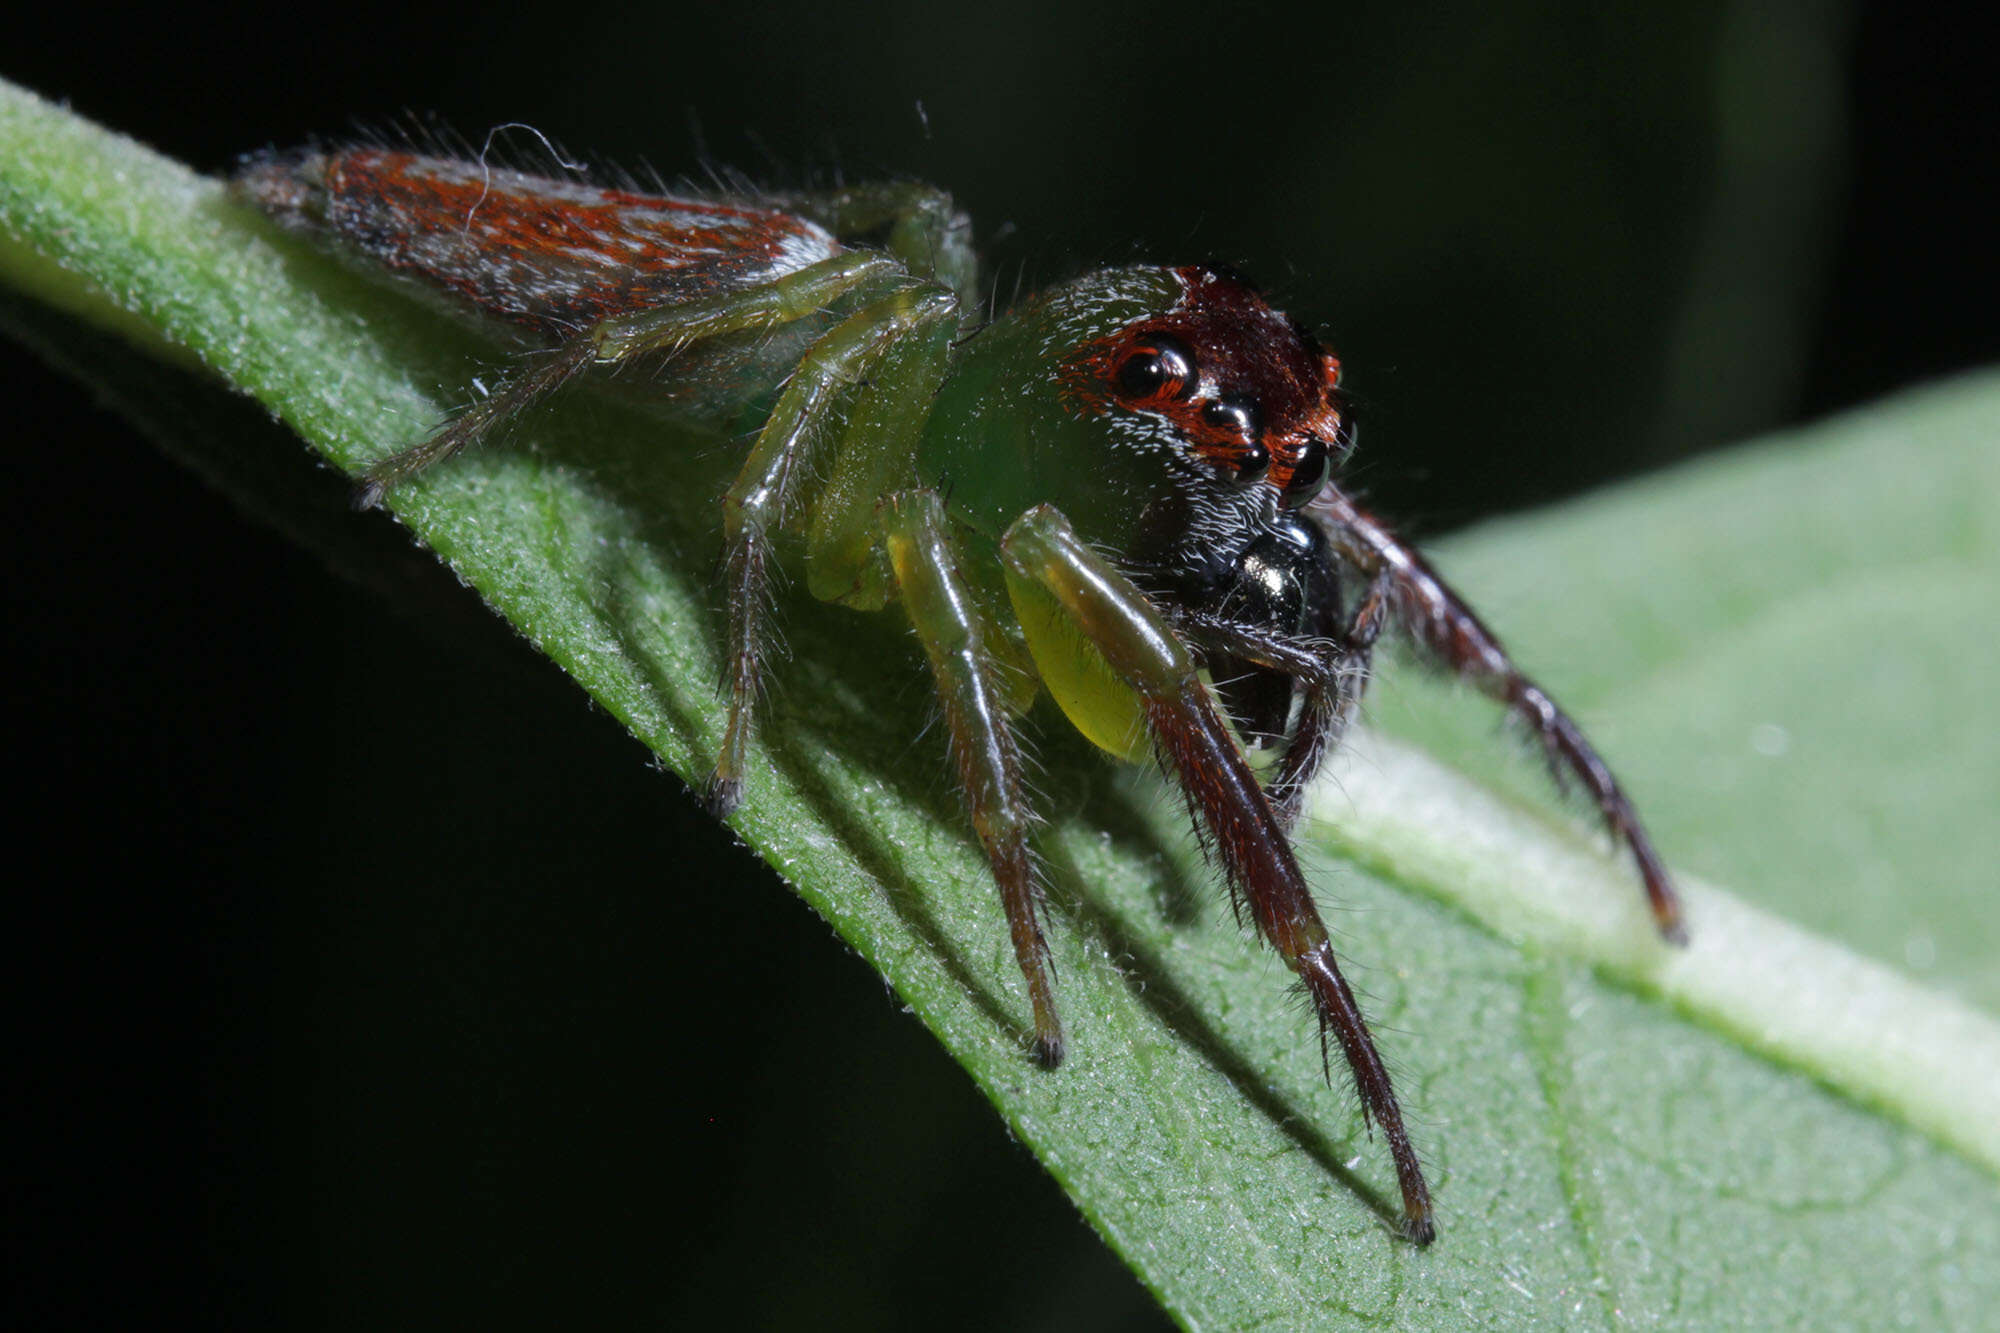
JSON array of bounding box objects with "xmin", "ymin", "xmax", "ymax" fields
[
  {"xmin": 1265, "ymin": 567, "xmax": 1393, "ymax": 829},
  {"xmin": 1315, "ymin": 486, "xmax": 1686, "ymax": 942},
  {"xmin": 887, "ymin": 491, "xmax": 1062, "ymax": 1064},
  {"xmin": 1167, "ymin": 565, "xmax": 1392, "ymax": 830},
  {"xmin": 589, "ymin": 252, "xmax": 902, "ymax": 364},
  {"xmin": 802, "ymin": 307, "xmax": 962, "ymax": 612},
  {"xmin": 705, "ymin": 284, "xmax": 961, "ymax": 816},
  {"xmin": 356, "ymin": 252, "xmax": 903, "ymax": 505},
  {"xmin": 1002, "ymin": 505, "xmax": 1435, "ymax": 1246},
  {"xmin": 771, "ymin": 183, "xmax": 979, "ymax": 313},
  {"xmin": 354, "ymin": 339, "xmax": 594, "ymax": 507}
]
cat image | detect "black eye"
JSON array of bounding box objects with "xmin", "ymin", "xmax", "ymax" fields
[
  {"xmin": 1230, "ymin": 439, "xmax": 1272, "ymax": 485},
  {"xmin": 1280, "ymin": 433, "xmax": 1332, "ymax": 508},
  {"xmin": 1202, "ymin": 396, "xmax": 1262, "ymax": 440},
  {"xmin": 1198, "ymin": 397, "xmax": 1268, "ymax": 485},
  {"xmin": 1115, "ymin": 334, "xmax": 1195, "ymax": 399}
]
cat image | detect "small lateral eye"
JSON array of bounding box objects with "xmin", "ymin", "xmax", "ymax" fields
[
  {"xmin": 1200, "ymin": 396, "xmax": 1269, "ymax": 485},
  {"xmin": 1281, "ymin": 433, "xmax": 1332, "ymax": 508},
  {"xmin": 1202, "ymin": 396, "xmax": 1262, "ymax": 440},
  {"xmin": 1232, "ymin": 439, "xmax": 1272, "ymax": 485},
  {"xmin": 1115, "ymin": 334, "xmax": 1195, "ymax": 400}
]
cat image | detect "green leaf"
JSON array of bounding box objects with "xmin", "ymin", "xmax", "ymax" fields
[{"xmin": 6, "ymin": 80, "xmax": 1996, "ymax": 1328}]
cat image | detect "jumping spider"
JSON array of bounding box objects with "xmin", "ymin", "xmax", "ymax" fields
[{"xmin": 237, "ymin": 146, "xmax": 1686, "ymax": 1244}]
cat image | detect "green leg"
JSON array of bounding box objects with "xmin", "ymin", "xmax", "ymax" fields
[
  {"xmin": 588, "ymin": 252, "xmax": 902, "ymax": 363},
  {"xmin": 885, "ymin": 490, "xmax": 1062, "ymax": 1063},
  {"xmin": 774, "ymin": 183, "xmax": 980, "ymax": 313},
  {"xmin": 705, "ymin": 285, "xmax": 960, "ymax": 815},
  {"xmin": 1000, "ymin": 504, "xmax": 1436, "ymax": 1246},
  {"xmin": 356, "ymin": 339, "xmax": 594, "ymax": 506},
  {"xmin": 795, "ymin": 294, "xmax": 1044, "ymax": 701},
  {"xmin": 356, "ymin": 253, "xmax": 901, "ymax": 502},
  {"xmin": 802, "ymin": 305, "xmax": 956, "ymax": 610}
]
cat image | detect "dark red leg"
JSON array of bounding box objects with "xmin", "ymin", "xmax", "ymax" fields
[
  {"xmin": 1265, "ymin": 567, "xmax": 1392, "ymax": 829},
  {"xmin": 1146, "ymin": 695, "xmax": 1434, "ymax": 1243},
  {"xmin": 1167, "ymin": 564, "xmax": 1392, "ymax": 831},
  {"xmin": 1003, "ymin": 505, "xmax": 1435, "ymax": 1245},
  {"xmin": 1314, "ymin": 487, "xmax": 1686, "ymax": 942}
]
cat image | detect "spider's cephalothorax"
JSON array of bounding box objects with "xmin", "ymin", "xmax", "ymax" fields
[
  {"xmin": 237, "ymin": 150, "xmax": 1688, "ymax": 1247},
  {"xmin": 921, "ymin": 264, "xmax": 1379, "ymax": 816}
]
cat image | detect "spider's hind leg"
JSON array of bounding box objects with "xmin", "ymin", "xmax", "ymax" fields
[
  {"xmin": 355, "ymin": 339, "xmax": 594, "ymax": 507},
  {"xmin": 774, "ymin": 183, "xmax": 980, "ymax": 313},
  {"xmin": 704, "ymin": 282, "xmax": 962, "ymax": 816},
  {"xmin": 355, "ymin": 252, "xmax": 904, "ymax": 507}
]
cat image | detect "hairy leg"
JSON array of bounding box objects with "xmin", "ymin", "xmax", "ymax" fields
[
  {"xmin": 1314, "ymin": 486, "xmax": 1685, "ymax": 941},
  {"xmin": 770, "ymin": 183, "xmax": 980, "ymax": 312},
  {"xmin": 354, "ymin": 252, "xmax": 903, "ymax": 503},
  {"xmin": 887, "ymin": 491, "xmax": 1062, "ymax": 1063},
  {"xmin": 706, "ymin": 285, "xmax": 961, "ymax": 815},
  {"xmin": 588, "ymin": 252, "xmax": 902, "ymax": 364},
  {"xmin": 355, "ymin": 340, "xmax": 595, "ymax": 506},
  {"xmin": 1002, "ymin": 504, "xmax": 1435, "ymax": 1245},
  {"xmin": 803, "ymin": 310, "xmax": 962, "ymax": 611}
]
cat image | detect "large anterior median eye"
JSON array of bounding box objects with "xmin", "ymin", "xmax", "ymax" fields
[{"xmin": 1114, "ymin": 333, "xmax": 1196, "ymax": 401}]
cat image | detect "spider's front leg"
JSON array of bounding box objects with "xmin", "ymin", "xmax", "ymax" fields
[
  {"xmin": 1001, "ymin": 505, "xmax": 1435, "ymax": 1246},
  {"xmin": 1172, "ymin": 564, "xmax": 1394, "ymax": 831},
  {"xmin": 1314, "ymin": 486, "xmax": 1686, "ymax": 942}
]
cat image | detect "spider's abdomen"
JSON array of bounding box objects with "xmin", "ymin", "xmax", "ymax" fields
[{"xmin": 236, "ymin": 149, "xmax": 841, "ymax": 337}]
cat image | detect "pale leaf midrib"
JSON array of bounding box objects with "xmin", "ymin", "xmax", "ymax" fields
[{"xmin": 1314, "ymin": 730, "xmax": 2000, "ymax": 1179}]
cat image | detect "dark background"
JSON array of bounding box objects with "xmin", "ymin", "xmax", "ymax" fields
[{"xmin": 6, "ymin": 2, "xmax": 1994, "ymax": 1327}]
